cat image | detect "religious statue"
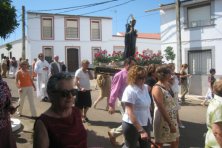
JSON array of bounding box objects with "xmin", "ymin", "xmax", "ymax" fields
[{"xmin": 124, "ymin": 15, "xmax": 137, "ymax": 59}]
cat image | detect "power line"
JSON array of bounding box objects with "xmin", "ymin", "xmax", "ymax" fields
[
  {"xmin": 17, "ymin": 14, "xmax": 22, "ymax": 19},
  {"xmin": 30, "ymin": 0, "xmax": 119, "ymax": 12},
  {"xmin": 80, "ymin": 0, "xmax": 136, "ymax": 16},
  {"xmin": 25, "ymin": 0, "xmax": 135, "ymax": 21},
  {"xmin": 136, "ymin": 12, "xmax": 159, "ymax": 19}
]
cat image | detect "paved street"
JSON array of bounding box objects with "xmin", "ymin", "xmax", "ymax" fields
[{"xmin": 4, "ymin": 77, "xmax": 207, "ymax": 148}]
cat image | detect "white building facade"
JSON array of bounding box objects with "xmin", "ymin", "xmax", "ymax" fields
[
  {"xmin": 0, "ymin": 12, "xmax": 160, "ymax": 72},
  {"xmin": 160, "ymin": 0, "xmax": 222, "ymax": 95}
]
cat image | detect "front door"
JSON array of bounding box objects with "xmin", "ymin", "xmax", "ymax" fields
[{"xmin": 67, "ymin": 48, "xmax": 79, "ymax": 72}]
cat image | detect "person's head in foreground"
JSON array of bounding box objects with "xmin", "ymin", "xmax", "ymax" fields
[
  {"xmin": 127, "ymin": 65, "xmax": 147, "ymax": 86},
  {"xmin": 33, "ymin": 72, "xmax": 87, "ymax": 148},
  {"xmin": 47, "ymin": 72, "xmax": 76, "ymax": 109},
  {"xmin": 205, "ymin": 79, "xmax": 222, "ymax": 148}
]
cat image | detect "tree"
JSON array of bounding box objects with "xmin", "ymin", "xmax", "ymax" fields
[
  {"xmin": 0, "ymin": 0, "xmax": 19, "ymax": 39},
  {"xmin": 164, "ymin": 46, "xmax": 176, "ymax": 62},
  {"xmin": 6, "ymin": 43, "xmax": 12, "ymax": 51},
  {"xmin": 6, "ymin": 43, "xmax": 12, "ymax": 56}
]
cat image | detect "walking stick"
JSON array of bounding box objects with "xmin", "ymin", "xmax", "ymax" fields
[{"xmin": 148, "ymin": 139, "xmax": 158, "ymax": 148}]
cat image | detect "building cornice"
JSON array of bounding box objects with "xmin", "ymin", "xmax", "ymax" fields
[{"xmin": 27, "ymin": 11, "xmax": 112, "ymax": 20}]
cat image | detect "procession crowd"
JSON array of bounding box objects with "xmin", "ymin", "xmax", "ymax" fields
[{"xmin": 0, "ymin": 54, "xmax": 222, "ymax": 148}]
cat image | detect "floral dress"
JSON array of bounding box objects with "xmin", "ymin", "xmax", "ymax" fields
[
  {"xmin": 0, "ymin": 77, "xmax": 17, "ymax": 148},
  {"xmin": 153, "ymin": 84, "xmax": 180, "ymax": 143}
]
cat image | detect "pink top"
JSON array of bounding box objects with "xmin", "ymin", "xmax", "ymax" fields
[{"xmin": 109, "ymin": 68, "xmax": 128, "ymax": 108}]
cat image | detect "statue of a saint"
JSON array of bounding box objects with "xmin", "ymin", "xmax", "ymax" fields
[{"xmin": 124, "ymin": 15, "xmax": 137, "ymax": 59}]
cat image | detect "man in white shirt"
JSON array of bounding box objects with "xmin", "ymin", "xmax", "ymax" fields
[
  {"xmin": 74, "ymin": 60, "xmax": 93, "ymax": 123},
  {"xmin": 34, "ymin": 53, "xmax": 50, "ymax": 101}
]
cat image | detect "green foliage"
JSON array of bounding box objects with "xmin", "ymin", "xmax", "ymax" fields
[
  {"xmin": 0, "ymin": 0, "xmax": 19, "ymax": 39},
  {"xmin": 5, "ymin": 43, "xmax": 12, "ymax": 51},
  {"xmin": 164, "ymin": 46, "xmax": 175, "ymax": 62}
]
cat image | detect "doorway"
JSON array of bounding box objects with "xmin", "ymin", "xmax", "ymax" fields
[{"xmin": 66, "ymin": 47, "xmax": 79, "ymax": 72}]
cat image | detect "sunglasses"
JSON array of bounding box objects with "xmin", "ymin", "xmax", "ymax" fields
[{"xmin": 57, "ymin": 89, "xmax": 78, "ymax": 97}]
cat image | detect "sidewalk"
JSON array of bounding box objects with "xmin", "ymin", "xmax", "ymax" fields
[{"xmin": 182, "ymin": 94, "xmax": 204, "ymax": 101}]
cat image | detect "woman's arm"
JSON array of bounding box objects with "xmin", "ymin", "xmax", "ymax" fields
[
  {"xmin": 33, "ymin": 120, "xmax": 49, "ymax": 148},
  {"xmin": 125, "ymin": 102, "xmax": 149, "ymax": 140},
  {"xmin": 152, "ymin": 86, "xmax": 176, "ymax": 133},
  {"xmin": 212, "ymin": 122, "xmax": 222, "ymax": 147},
  {"xmin": 30, "ymin": 76, "xmax": 36, "ymax": 91}
]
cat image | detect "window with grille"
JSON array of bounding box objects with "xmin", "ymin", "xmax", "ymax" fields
[
  {"xmin": 65, "ymin": 18, "xmax": 79, "ymax": 39},
  {"xmin": 91, "ymin": 20, "xmax": 101, "ymax": 40},
  {"xmin": 187, "ymin": 4, "xmax": 212, "ymax": 28},
  {"xmin": 188, "ymin": 50, "xmax": 212, "ymax": 75},
  {"xmin": 42, "ymin": 17, "xmax": 53, "ymax": 39}
]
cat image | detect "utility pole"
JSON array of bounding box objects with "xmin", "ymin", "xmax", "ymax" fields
[
  {"xmin": 22, "ymin": 5, "xmax": 25, "ymax": 59},
  {"xmin": 176, "ymin": 0, "xmax": 182, "ymax": 70}
]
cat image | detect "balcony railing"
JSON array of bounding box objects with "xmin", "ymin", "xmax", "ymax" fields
[{"xmin": 188, "ymin": 19, "xmax": 214, "ymax": 28}]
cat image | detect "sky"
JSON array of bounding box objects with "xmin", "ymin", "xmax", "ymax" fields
[{"xmin": 0, "ymin": 0, "xmax": 175, "ymax": 45}]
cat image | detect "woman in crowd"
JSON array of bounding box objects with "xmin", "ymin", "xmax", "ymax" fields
[
  {"xmin": 15, "ymin": 60, "xmax": 37, "ymax": 118},
  {"xmin": 152, "ymin": 65, "xmax": 179, "ymax": 148},
  {"xmin": 33, "ymin": 73, "xmax": 87, "ymax": 148},
  {"xmin": 146, "ymin": 64, "xmax": 158, "ymax": 88},
  {"xmin": 0, "ymin": 74, "xmax": 17, "ymax": 148},
  {"xmin": 205, "ymin": 79, "xmax": 222, "ymax": 147},
  {"xmin": 122, "ymin": 65, "xmax": 152, "ymax": 148},
  {"xmin": 201, "ymin": 68, "xmax": 216, "ymax": 106},
  {"xmin": 180, "ymin": 64, "xmax": 191, "ymax": 102},
  {"xmin": 145, "ymin": 64, "xmax": 158, "ymax": 120},
  {"xmin": 93, "ymin": 74, "xmax": 111, "ymax": 110}
]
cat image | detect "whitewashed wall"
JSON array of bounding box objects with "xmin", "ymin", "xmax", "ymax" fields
[
  {"xmin": 161, "ymin": 0, "xmax": 222, "ymax": 74},
  {"xmin": 160, "ymin": 0, "xmax": 222, "ymax": 95},
  {"xmin": 0, "ymin": 13, "xmax": 161, "ymax": 68},
  {"xmin": 0, "ymin": 39, "xmax": 27, "ymax": 62}
]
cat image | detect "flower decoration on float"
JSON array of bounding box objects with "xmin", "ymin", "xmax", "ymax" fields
[
  {"xmin": 134, "ymin": 50, "xmax": 163, "ymax": 66},
  {"xmin": 94, "ymin": 50, "xmax": 111, "ymax": 65}
]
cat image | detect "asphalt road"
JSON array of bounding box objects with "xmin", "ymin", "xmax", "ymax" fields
[{"xmin": 4, "ymin": 77, "xmax": 208, "ymax": 148}]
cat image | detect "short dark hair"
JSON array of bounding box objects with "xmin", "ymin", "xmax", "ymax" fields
[
  {"xmin": 209, "ymin": 68, "xmax": 216, "ymax": 74},
  {"xmin": 47, "ymin": 72, "xmax": 73, "ymax": 100}
]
